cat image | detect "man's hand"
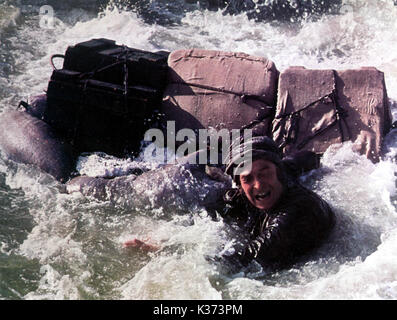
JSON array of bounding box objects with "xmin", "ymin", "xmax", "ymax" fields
[{"xmin": 123, "ymin": 238, "xmax": 160, "ymax": 252}]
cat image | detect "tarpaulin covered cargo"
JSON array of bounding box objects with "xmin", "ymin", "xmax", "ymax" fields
[
  {"xmin": 272, "ymin": 66, "xmax": 392, "ymax": 162},
  {"xmin": 161, "ymin": 49, "xmax": 279, "ymax": 137}
]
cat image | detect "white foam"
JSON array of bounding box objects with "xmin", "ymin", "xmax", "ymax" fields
[
  {"xmin": 0, "ymin": 4, "xmax": 21, "ymax": 30},
  {"xmin": 118, "ymin": 215, "xmax": 225, "ymax": 299},
  {"xmin": 24, "ymin": 264, "xmax": 82, "ymax": 300}
]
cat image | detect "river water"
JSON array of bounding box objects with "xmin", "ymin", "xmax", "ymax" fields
[{"xmin": 1, "ymin": 0, "xmax": 397, "ymax": 300}]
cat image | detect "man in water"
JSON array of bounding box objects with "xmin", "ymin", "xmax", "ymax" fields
[
  {"xmin": 124, "ymin": 135, "xmax": 335, "ymax": 273},
  {"xmin": 212, "ymin": 135, "xmax": 336, "ymax": 272}
]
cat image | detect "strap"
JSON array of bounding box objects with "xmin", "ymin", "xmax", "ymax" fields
[
  {"xmin": 50, "ymin": 54, "xmax": 65, "ymax": 71},
  {"xmin": 278, "ymin": 112, "xmax": 300, "ymax": 149},
  {"xmin": 119, "ymin": 46, "xmax": 129, "ymax": 108},
  {"xmin": 240, "ymin": 105, "xmax": 275, "ymax": 130},
  {"xmin": 277, "ymin": 88, "xmax": 349, "ymax": 151},
  {"xmin": 17, "ymin": 100, "xmax": 30, "ymax": 111},
  {"xmin": 65, "ymin": 46, "xmax": 133, "ymax": 147},
  {"xmin": 297, "ymin": 115, "xmax": 338, "ymax": 150},
  {"xmin": 74, "ymin": 46, "xmax": 132, "ymax": 103},
  {"xmin": 170, "ymin": 80, "xmax": 266, "ymax": 105},
  {"xmin": 332, "ymin": 86, "xmax": 351, "ymax": 143},
  {"xmin": 275, "ymin": 90, "xmax": 335, "ymax": 119}
]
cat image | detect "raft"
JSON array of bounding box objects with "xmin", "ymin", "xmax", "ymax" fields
[{"xmin": 0, "ymin": 38, "xmax": 393, "ymax": 187}]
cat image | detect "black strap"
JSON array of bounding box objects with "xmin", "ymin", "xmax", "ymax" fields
[
  {"xmin": 17, "ymin": 100, "xmax": 30, "ymax": 111},
  {"xmin": 278, "ymin": 112, "xmax": 300, "ymax": 149},
  {"xmin": 277, "ymin": 89, "xmax": 349, "ymax": 151},
  {"xmin": 171, "ymin": 80, "xmax": 266, "ymax": 105},
  {"xmin": 240, "ymin": 106, "xmax": 275, "ymax": 130},
  {"xmin": 275, "ymin": 91, "xmax": 335, "ymax": 120},
  {"xmin": 331, "ymin": 86, "xmax": 351, "ymax": 143},
  {"xmin": 50, "ymin": 54, "xmax": 65, "ymax": 71},
  {"xmin": 297, "ymin": 114, "xmax": 337, "ymax": 150},
  {"xmin": 63, "ymin": 46, "xmax": 133, "ymax": 146}
]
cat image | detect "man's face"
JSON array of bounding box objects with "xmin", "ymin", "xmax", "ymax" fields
[{"xmin": 239, "ymin": 159, "xmax": 284, "ymax": 210}]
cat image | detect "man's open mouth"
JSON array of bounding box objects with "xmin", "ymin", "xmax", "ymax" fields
[{"xmin": 255, "ymin": 191, "xmax": 271, "ymax": 200}]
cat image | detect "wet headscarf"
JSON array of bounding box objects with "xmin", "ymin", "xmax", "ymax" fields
[{"xmin": 224, "ymin": 135, "xmax": 284, "ymax": 185}]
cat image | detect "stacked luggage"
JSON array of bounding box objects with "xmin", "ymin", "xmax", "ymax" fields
[
  {"xmin": 42, "ymin": 40, "xmax": 392, "ymax": 163},
  {"xmin": 161, "ymin": 50, "xmax": 392, "ymax": 163},
  {"xmin": 2, "ymin": 39, "xmax": 393, "ymax": 185},
  {"xmin": 44, "ymin": 38, "xmax": 169, "ymax": 157}
]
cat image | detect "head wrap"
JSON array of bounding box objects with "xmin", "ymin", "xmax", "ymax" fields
[{"xmin": 224, "ymin": 135, "xmax": 283, "ymax": 184}]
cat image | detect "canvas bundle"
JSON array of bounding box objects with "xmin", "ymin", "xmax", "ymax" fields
[
  {"xmin": 272, "ymin": 66, "xmax": 392, "ymax": 162},
  {"xmin": 161, "ymin": 49, "xmax": 279, "ymax": 139}
]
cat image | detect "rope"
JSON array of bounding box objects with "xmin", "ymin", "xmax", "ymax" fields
[
  {"xmin": 170, "ymin": 80, "xmax": 266, "ymax": 105},
  {"xmin": 53, "ymin": 46, "xmax": 133, "ymax": 146},
  {"xmin": 239, "ymin": 106, "xmax": 275, "ymax": 131},
  {"xmin": 17, "ymin": 100, "xmax": 30, "ymax": 111},
  {"xmin": 276, "ymin": 88, "xmax": 349, "ymax": 151}
]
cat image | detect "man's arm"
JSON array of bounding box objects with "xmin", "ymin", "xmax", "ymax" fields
[
  {"xmin": 123, "ymin": 238, "xmax": 160, "ymax": 252},
  {"xmin": 232, "ymin": 211, "xmax": 292, "ymax": 267}
]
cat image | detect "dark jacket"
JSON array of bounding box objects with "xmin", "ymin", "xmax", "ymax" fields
[{"xmin": 214, "ymin": 181, "xmax": 336, "ymax": 271}]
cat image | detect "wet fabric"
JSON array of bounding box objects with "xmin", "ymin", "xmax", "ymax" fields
[
  {"xmin": 225, "ymin": 135, "xmax": 283, "ymax": 183},
  {"xmin": 213, "ymin": 181, "xmax": 336, "ymax": 272},
  {"xmin": 161, "ymin": 48, "xmax": 278, "ymax": 135},
  {"xmin": 0, "ymin": 110, "xmax": 76, "ymax": 183},
  {"xmin": 272, "ymin": 66, "xmax": 392, "ymax": 163}
]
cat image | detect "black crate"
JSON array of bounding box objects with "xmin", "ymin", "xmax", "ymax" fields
[
  {"xmin": 45, "ymin": 69, "xmax": 161, "ymax": 156},
  {"xmin": 62, "ymin": 38, "xmax": 169, "ymax": 90}
]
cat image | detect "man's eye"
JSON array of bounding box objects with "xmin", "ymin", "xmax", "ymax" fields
[
  {"xmin": 258, "ymin": 172, "xmax": 267, "ymax": 179},
  {"xmin": 258, "ymin": 169, "xmax": 271, "ymax": 178}
]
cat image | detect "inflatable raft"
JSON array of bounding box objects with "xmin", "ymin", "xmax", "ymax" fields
[{"xmin": 0, "ymin": 38, "xmax": 393, "ymax": 193}]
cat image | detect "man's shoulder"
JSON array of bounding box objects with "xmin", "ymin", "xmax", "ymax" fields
[
  {"xmin": 278, "ymin": 183, "xmax": 333, "ymax": 216},
  {"xmin": 284, "ymin": 183, "xmax": 336, "ymax": 229},
  {"xmin": 206, "ymin": 188, "xmax": 248, "ymax": 220}
]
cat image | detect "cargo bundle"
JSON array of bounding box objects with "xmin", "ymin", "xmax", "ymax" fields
[{"xmin": 44, "ymin": 38, "xmax": 169, "ymax": 156}]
